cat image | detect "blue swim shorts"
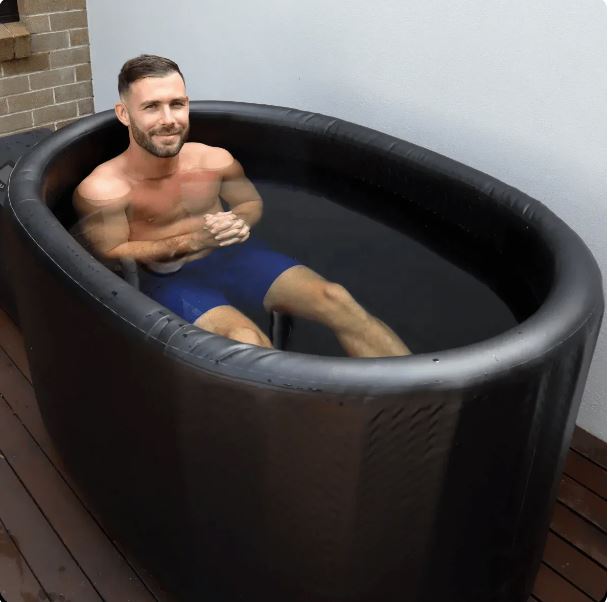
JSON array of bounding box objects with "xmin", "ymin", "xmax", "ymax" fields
[{"xmin": 138, "ymin": 237, "xmax": 300, "ymax": 323}]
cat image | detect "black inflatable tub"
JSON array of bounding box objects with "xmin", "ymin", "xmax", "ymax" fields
[{"xmin": 1, "ymin": 102, "xmax": 604, "ymax": 601}]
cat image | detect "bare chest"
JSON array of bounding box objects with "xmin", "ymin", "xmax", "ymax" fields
[{"xmin": 127, "ymin": 169, "xmax": 222, "ymax": 238}]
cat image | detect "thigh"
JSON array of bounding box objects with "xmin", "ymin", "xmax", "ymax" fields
[
  {"xmin": 138, "ymin": 268, "xmax": 229, "ymax": 323},
  {"xmin": 194, "ymin": 304, "xmax": 268, "ymax": 340},
  {"xmin": 218, "ymin": 238, "xmax": 301, "ymax": 312},
  {"xmin": 262, "ymin": 264, "xmax": 328, "ymax": 317}
]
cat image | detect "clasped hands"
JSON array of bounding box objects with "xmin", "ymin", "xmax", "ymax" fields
[{"xmin": 204, "ymin": 211, "xmax": 250, "ymax": 247}]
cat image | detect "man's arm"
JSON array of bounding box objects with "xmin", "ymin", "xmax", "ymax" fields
[
  {"xmin": 204, "ymin": 150, "xmax": 263, "ymax": 247},
  {"xmin": 218, "ymin": 152, "xmax": 263, "ymax": 227},
  {"xmin": 73, "ymin": 178, "xmax": 216, "ymax": 262}
]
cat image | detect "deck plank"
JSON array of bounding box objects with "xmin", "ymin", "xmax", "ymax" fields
[
  {"xmin": 532, "ymin": 563, "xmax": 593, "ymax": 602},
  {"xmin": 558, "ymin": 474, "xmax": 606, "ymax": 532},
  {"xmin": 571, "ymin": 427, "xmax": 607, "ymax": 469},
  {"xmin": 0, "ymin": 346, "xmax": 55, "ymax": 457},
  {"xmin": 550, "ymin": 503, "xmax": 606, "ymax": 567},
  {"xmin": 564, "ymin": 450, "xmax": 607, "ymax": 501},
  {"xmin": 542, "ymin": 531, "xmax": 606, "ymax": 600},
  {"xmin": 0, "ymin": 519, "xmax": 51, "ymax": 602},
  {"xmin": 0, "ymin": 314, "xmax": 174, "ymax": 602},
  {"xmin": 0, "ymin": 447, "xmax": 102, "ymax": 601},
  {"xmin": 0, "ymin": 396, "xmax": 159, "ymax": 602}
]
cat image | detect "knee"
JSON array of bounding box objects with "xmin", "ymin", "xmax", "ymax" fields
[
  {"xmin": 227, "ymin": 326, "xmax": 272, "ymax": 348},
  {"xmin": 322, "ymin": 282, "xmax": 352, "ymax": 305},
  {"xmin": 317, "ymin": 282, "xmax": 362, "ymax": 319}
]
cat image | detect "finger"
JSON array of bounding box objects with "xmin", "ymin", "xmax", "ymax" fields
[
  {"xmin": 215, "ymin": 227, "xmax": 241, "ymax": 241},
  {"xmin": 210, "ymin": 218, "xmax": 237, "ymax": 234},
  {"xmin": 215, "ymin": 220, "xmax": 243, "ymax": 235},
  {"xmin": 215, "ymin": 218, "xmax": 235, "ymax": 227},
  {"xmin": 219, "ymin": 237, "xmax": 240, "ymax": 247},
  {"xmin": 212, "ymin": 213, "xmax": 237, "ymax": 224},
  {"xmin": 238, "ymin": 225, "xmax": 250, "ymax": 238},
  {"xmin": 206, "ymin": 211, "xmax": 233, "ymax": 222},
  {"xmin": 213, "ymin": 212, "xmax": 234, "ymax": 222}
]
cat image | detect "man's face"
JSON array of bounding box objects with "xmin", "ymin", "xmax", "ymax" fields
[{"xmin": 119, "ymin": 72, "xmax": 190, "ymax": 158}]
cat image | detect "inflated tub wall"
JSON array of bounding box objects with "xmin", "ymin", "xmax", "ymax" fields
[{"xmin": 4, "ymin": 102, "xmax": 604, "ymax": 602}]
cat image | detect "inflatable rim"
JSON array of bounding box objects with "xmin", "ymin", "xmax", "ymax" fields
[{"xmin": 7, "ymin": 100, "xmax": 604, "ymax": 394}]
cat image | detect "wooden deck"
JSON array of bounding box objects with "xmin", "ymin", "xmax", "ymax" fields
[{"xmin": 0, "ymin": 306, "xmax": 605, "ymax": 602}]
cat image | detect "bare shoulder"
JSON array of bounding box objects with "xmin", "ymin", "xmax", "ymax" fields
[
  {"xmin": 74, "ymin": 157, "xmax": 131, "ymax": 207},
  {"xmin": 184, "ymin": 142, "xmax": 237, "ymax": 171}
]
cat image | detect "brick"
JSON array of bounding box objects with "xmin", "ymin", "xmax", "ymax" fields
[
  {"xmin": 0, "ymin": 25, "xmax": 14, "ymax": 62},
  {"xmin": 7, "ymin": 88, "xmax": 53, "ymax": 112},
  {"xmin": 50, "ymin": 10, "xmax": 88, "ymax": 31},
  {"xmin": 18, "ymin": 0, "xmax": 70, "ymax": 15},
  {"xmin": 21, "ymin": 14, "xmax": 51, "ymax": 34},
  {"xmin": 0, "ymin": 98, "xmax": 8, "ymax": 116},
  {"xmin": 2, "ymin": 52, "xmax": 50, "ymax": 76},
  {"xmin": 0, "ymin": 111, "xmax": 33, "ymax": 135},
  {"xmin": 32, "ymin": 100, "xmax": 77, "ymax": 125},
  {"xmin": 31, "ymin": 31, "xmax": 69, "ymax": 53},
  {"xmin": 64, "ymin": 0, "xmax": 87, "ymax": 9},
  {"xmin": 54, "ymin": 80, "xmax": 91, "ymax": 103},
  {"xmin": 0, "ymin": 126, "xmax": 35, "ymax": 137},
  {"xmin": 0, "ymin": 75, "xmax": 30, "ymax": 96},
  {"xmin": 69, "ymin": 27, "xmax": 88, "ymax": 46},
  {"xmin": 13, "ymin": 33, "xmax": 31, "ymax": 59},
  {"xmin": 49, "ymin": 46, "xmax": 88, "ymax": 68},
  {"xmin": 55, "ymin": 116, "xmax": 80, "ymax": 129},
  {"xmin": 77, "ymin": 96, "xmax": 93, "ymax": 115},
  {"xmin": 75, "ymin": 62, "xmax": 90, "ymax": 81},
  {"xmin": 1, "ymin": 22, "xmax": 31, "ymax": 60},
  {"xmin": 29, "ymin": 66, "xmax": 74, "ymax": 90},
  {"xmin": 4, "ymin": 21, "xmax": 29, "ymax": 37}
]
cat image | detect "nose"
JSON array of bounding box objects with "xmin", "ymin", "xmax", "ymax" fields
[{"xmin": 158, "ymin": 105, "xmax": 176, "ymax": 127}]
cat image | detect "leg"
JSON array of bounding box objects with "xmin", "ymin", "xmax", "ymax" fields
[
  {"xmin": 263, "ymin": 266, "xmax": 411, "ymax": 357},
  {"xmin": 194, "ymin": 305, "xmax": 273, "ymax": 348},
  {"xmin": 137, "ymin": 257, "xmax": 272, "ymax": 348}
]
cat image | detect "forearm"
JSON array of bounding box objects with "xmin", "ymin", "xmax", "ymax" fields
[
  {"xmin": 103, "ymin": 238, "xmax": 176, "ymax": 262},
  {"xmin": 104, "ymin": 231, "xmax": 214, "ymax": 263},
  {"xmin": 229, "ymin": 200, "xmax": 263, "ymax": 228}
]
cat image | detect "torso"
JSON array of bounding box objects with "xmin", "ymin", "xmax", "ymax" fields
[{"xmin": 108, "ymin": 141, "xmax": 228, "ymax": 235}]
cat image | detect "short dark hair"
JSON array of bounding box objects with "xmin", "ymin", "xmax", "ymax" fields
[{"xmin": 118, "ymin": 54, "xmax": 185, "ymax": 97}]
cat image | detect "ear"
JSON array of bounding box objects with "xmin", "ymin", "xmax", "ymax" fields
[{"xmin": 115, "ymin": 101, "xmax": 130, "ymax": 127}]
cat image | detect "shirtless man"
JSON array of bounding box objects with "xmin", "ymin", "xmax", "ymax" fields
[{"xmin": 73, "ymin": 55, "xmax": 410, "ymax": 357}]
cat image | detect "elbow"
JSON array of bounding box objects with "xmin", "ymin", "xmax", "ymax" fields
[
  {"xmin": 251, "ymin": 200, "xmax": 263, "ymax": 224},
  {"xmin": 98, "ymin": 244, "xmax": 126, "ymax": 262}
]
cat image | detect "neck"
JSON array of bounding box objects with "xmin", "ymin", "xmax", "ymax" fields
[{"xmin": 124, "ymin": 139, "xmax": 180, "ymax": 180}]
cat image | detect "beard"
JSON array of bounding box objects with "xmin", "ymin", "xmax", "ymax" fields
[{"xmin": 130, "ymin": 117, "xmax": 190, "ymax": 158}]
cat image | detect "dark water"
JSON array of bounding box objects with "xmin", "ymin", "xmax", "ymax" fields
[
  {"xmin": 56, "ymin": 156, "xmax": 532, "ymax": 357},
  {"xmin": 244, "ymin": 164, "xmax": 523, "ymax": 357}
]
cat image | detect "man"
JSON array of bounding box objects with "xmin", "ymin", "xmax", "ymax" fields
[{"xmin": 73, "ymin": 55, "xmax": 410, "ymax": 357}]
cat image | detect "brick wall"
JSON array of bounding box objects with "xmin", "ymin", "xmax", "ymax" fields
[{"xmin": 0, "ymin": 0, "xmax": 94, "ymax": 137}]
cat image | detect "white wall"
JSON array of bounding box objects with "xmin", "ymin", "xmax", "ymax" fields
[{"xmin": 87, "ymin": 0, "xmax": 607, "ymax": 439}]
